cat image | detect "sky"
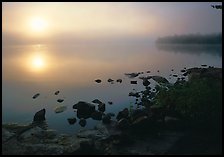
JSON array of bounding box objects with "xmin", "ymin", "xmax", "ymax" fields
[{"xmin": 2, "ymin": 2, "xmax": 222, "ymax": 44}]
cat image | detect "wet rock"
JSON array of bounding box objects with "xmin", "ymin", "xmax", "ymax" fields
[
  {"xmin": 2, "ymin": 128, "xmax": 15, "ymax": 142},
  {"xmin": 108, "ymin": 101, "xmax": 113, "ymax": 105},
  {"xmin": 201, "ymin": 64, "xmax": 207, "ymax": 67},
  {"xmin": 130, "ymin": 81, "xmax": 137, "ymax": 84},
  {"xmin": 102, "ymin": 114, "xmax": 111, "ymax": 124},
  {"xmin": 157, "ymin": 70, "xmax": 160, "ymax": 72},
  {"xmin": 116, "ymin": 108, "xmax": 129, "ymax": 121},
  {"xmin": 55, "ymin": 91, "xmax": 60, "ymax": 95},
  {"xmin": 117, "ymin": 118, "xmax": 130, "ymax": 130},
  {"xmin": 54, "ymin": 105, "xmax": 67, "ymax": 113},
  {"xmin": 57, "ymin": 99, "xmax": 64, "ymax": 103},
  {"xmin": 129, "ymin": 92, "xmax": 140, "ymax": 98},
  {"xmin": 125, "ymin": 72, "xmax": 139, "ymax": 78},
  {"xmin": 172, "ymin": 74, "xmax": 178, "ymax": 77},
  {"xmin": 95, "ymin": 79, "xmax": 102, "ymax": 83},
  {"xmin": 106, "ymin": 112, "xmax": 115, "ymax": 117},
  {"xmin": 32, "ymin": 93, "xmax": 40, "ymax": 99},
  {"xmin": 33, "ymin": 109, "xmax": 46, "ymax": 122},
  {"xmin": 91, "ymin": 111, "xmax": 103, "ymax": 120},
  {"xmin": 92, "ymin": 99, "xmax": 103, "ymax": 104},
  {"xmin": 73, "ymin": 101, "xmax": 96, "ymax": 115},
  {"xmin": 79, "ymin": 118, "xmax": 87, "ymax": 127},
  {"xmin": 108, "ymin": 78, "xmax": 114, "ymax": 83},
  {"xmin": 98, "ymin": 103, "xmax": 106, "ymax": 112},
  {"xmin": 152, "ymin": 76, "xmax": 169, "ymax": 84},
  {"xmin": 180, "ymin": 69, "xmax": 186, "ymax": 73},
  {"xmin": 116, "ymin": 79, "xmax": 122, "ymax": 83},
  {"xmin": 143, "ymin": 79, "xmax": 150, "ymax": 86},
  {"xmin": 67, "ymin": 117, "xmax": 77, "ymax": 125},
  {"xmin": 171, "ymin": 69, "xmax": 174, "ymax": 71},
  {"xmin": 146, "ymin": 71, "xmax": 151, "ymax": 73}
]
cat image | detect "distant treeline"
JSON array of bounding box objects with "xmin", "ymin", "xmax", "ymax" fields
[{"xmin": 156, "ymin": 33, "xmax": 222, "ymax": 44}]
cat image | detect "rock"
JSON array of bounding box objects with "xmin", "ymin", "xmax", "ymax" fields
[
  {"xmin": 107, "ymin": 78, "xmax": 114, "ymax": 83},
  {"xmin": 102, "ymin": 114, "xmax": 111, "ymax": 124},
  {"xmin": 171, "ymin": 69, "xmax": 174, "ymax": 71},
  {"xmin": 116, "ymin": 79, "xmax": 122, "ymax": 83},
  {"xmin": 117, "ymin": 118, "xmax": 130, "ymax": 130},
  {"xmin": 157, "ymin": 70, "xmax": 160, "ymax": 72},
  {"xmin": 54, "ymin": 91, "xmax": 60, "ymax": 95},
  {"xmin": 95, "ymin": 79, "xmax": 102, "ymax": 83},
  {"xmin": 54, "ymin": 105, "xmax": 67, "ymax": 113},
  {"xmin": 2, "ymin": 128, "xmax": 15, "ymax": 142},
  {"xmin": 152, "ymin": 76, "xmax": 169, "ymax": 84},
  {"xmin": 91, "ymin": 111, "xmax": 103, "ymax": 120},
  {"xmin": 32, "ymin": 93, "xmax": 40, "ymax": 99},
  {"xmin": 143, "ymin": 79, "xmax": 150, "ymax": 86},
  {"xmin": 79, "ymin": 118, "xmax": 87, "ymax": 127},
  {"xmin": 130, "ymin": 81, "xmax": 137, "ymax": 84},
  {"xmin": 132, "ymin": 116, "xmax": 148, "ymax": 125},
  {"xmin": 33, "ymin": 109, "xmax": 46, "ymax": 122},
  {"xmin": 73, "ymin": 101, "xmax": 96, "ymax": 118},
  {"xmin": 116, "ymin": 108, "xmax": 129, "ymax": 121},
  {"xmin": 180, "ymin": 69, "xmax": 186, "ymax": 73},
  {"xmin": 67, "ymin": 117, "xmax": 77, "ymax": 125},
  {"xmin": 172, "ymin": 74, "xmax": 178, "ymax": 77},
  {"xmin": 57, "ymin": 99, "xmax": 64, "ymax": 103},
  {"xmin": 92, "ymin": 99, "xmax": 103, "ymax": 104},
  {"xmin": 201, "ymin": 64, "xmax": 207, "ymax": 67},
  {"xmin": 108, "ymin": 101, "xmax": 113, "ymax": 105},
  {"xmin": 131, "ymin": 109, "xmax": 148, "ymax": 121},
  {"xmin": 98, "ymin": 103, "xmax": 106, "ymax": 112},
  {"xmin": 124, "ymin": 73, "xmax": 139, "ymax": 78},
  {"xmin": 146, "ymin": 71, "xmax": 151, "ymax": 73},
  {"xmin": 129, "ymin": 92, "xmax": 140, "ymax": 98}
]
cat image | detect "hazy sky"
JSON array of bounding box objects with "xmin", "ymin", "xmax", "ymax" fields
[{"xmin": 2, "ymin": 2, "xmax": 222, "ymax": 44}]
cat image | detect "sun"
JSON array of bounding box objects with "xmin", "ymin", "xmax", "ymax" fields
[
  {"xmin": 31, "ymin": 56, "xmax": 45, "ymax": 71},
  {"xmin": 30, "ymin": 17, "xmax": 47, "ymax": 32}
]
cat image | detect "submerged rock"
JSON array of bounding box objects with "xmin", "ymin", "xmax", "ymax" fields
[
  {"xmin": 32, "ymin": 93, "xmax": 40, "ymax": 99},
  {"xmin": 79, "ymin": 118, "xmax": 87, "ymax": 127},
  {"xmin": 95, "ymin": 79, "xmax": 102, "ymax": 83},
  {"xmin": 67, "ymin": 117, "xmax": 77, "ymax": 125},
  {"xmin": 57, "ymin": 99, "xmax": 64, "ymax": 103},
  {"xmin": 152, "ymin": 76, "xmax": 169, "ymax": 84},
  {"xmin": 130, "ymin": 81, "xmax": 137, "ymax": 84},
  {"xmin": 108, "ymin": 101, "xmax": 113, "ymax": 105},
  {"xmin": 55, "ymin": 91, "xmax": 60, "ymax": 95},
  {"xmin": 33, "ymin": 109, "xmax": 46, "ymax": 122},
  {"xmin": 54, "ymin": 105, "xmax": 67, "ymax": 113},
  {"xmin": 116, "ymin": 79, "xmax": 122, "ymax": 83}
]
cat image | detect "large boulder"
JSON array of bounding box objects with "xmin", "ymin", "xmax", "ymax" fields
[
  {"xmin": 73, "ymin": 101, "xmax": 96, "ymax": 119},
  {"xmin": 91, "ymin": 111, "xmax": 103, "ymax": 120},
  {"xmin": 33, "ymin": 109, "xmax": 46, "ymax": 122},
  {"xmin": 116, "ymin": 108, "xmax": 129, "ymax": 121}
]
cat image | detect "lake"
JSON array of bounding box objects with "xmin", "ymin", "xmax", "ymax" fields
[{"xmin": 2, "ymin": 42, "xmax": 222, "ymax": 134}]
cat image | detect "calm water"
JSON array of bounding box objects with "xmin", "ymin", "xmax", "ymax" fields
[{"xmin": 2, "ymin": 42, "xmax": 222, "ymax": 134}]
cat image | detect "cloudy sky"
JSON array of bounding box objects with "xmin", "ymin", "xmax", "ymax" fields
[{"xmin": 2, "ymin": 2, "xmax": 222, "ymax": 44}]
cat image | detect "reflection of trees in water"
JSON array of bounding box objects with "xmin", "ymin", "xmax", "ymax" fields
[{"xmin": 156, "ymin": 44, "xmax": 222, "ymax": 57}]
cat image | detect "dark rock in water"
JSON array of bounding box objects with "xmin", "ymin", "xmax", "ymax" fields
[
  {"xmin": 91, "ymin": 111, "xmax": 103, "ymax": 120},
  {"xmin": 157, "ymin": 70, "xmax": 160, "ymax": 72},
  {"xmin": 143, "ymin": 79, "xmax": 150, "ymax": 86},
  {"xmin": 145, "ymin": 86, "xmax": 151, "ymax": 90},
  {"xmin": 95, "ymin": 79, "xmax": 102, "ymax": 83},
  {"xmin": 152, "ymin": 76, "xmax": 169, "ymax": 84},
  {"xmin": 55, "ymin": 91, "xmax": 60, "ymax": 95},
  {"xmin": 92, "ymin": 99, "xmax": 103, "ymax": 104},
  {"xmin": 173, "ymin": 74, "xmax": 178, "ymax": 77},
  {"xmin": 171, "ymin": 69, "xmax": 174, "ymax": 71},
  {"xmin": 67, "ymin": 117, "xmax": 77, "ymax": 125},
  {"xmin": 98, "ymin": 103, "xmax": 106, "ymax": 112},
  {"xmin": 124, "ymin": 72, "xmax": 139, "ymax": 78},
  {"xmin": 130, "ymin": 81, "xmax": 137, "ymax": 84},
  {"xmin": 108, "ymin": 101, "xmax": 113, "ymax": 105},
  {"xmin": 201, "ymin": 64, "xmax": 207, "ymax": 67},
  {"xmin": 117, "ymin": 118, "xmax": 130, "ymax": 130},
  {"xmin": 180, "ymin": 69, "xmax": 186, "ymax": 73},
  {"xmin": 146, "ymin": 71, "xmax": 151, "ymax": 73},
  {"xmin": 128, "ymin": 92, "xmax": 140, "ymax": 98},
  {"xmin": 116, "ymin": 108, "xmax": 129, "ymax": 121},
  {"xmin": 116, "ymin": 79, "xmax": 122, "ymax": 83},
  {"xmin": 79, "ymin": 118, "xmax": 87, "ymax": 127},
  {"xmin": 102, "ymin": 114, "xmax": 111, "ymax": 124},
  {"xmin": 57, "ymin": 99, "xmax": 64, "ymax": 103},
  {"xmin": 33, "ymin": 108, "xmax": 46, "ymax": 122},
  {"xmin": 73, "ymin": 101, "xmax": 96, "ymax": 119},
  {"xmin": 107, "ymin": 78, "xmax": 114, "ymax": 83},
  {"xmin": 32, "ymin": 93, "xmax": 40, "ymax": 99},
  {"xmin": 184, "ymin": 67, "xmax": 186, "ymax": 69}
]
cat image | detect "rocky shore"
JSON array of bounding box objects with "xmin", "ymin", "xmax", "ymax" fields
[{"xmin": 2, "ymin": 66, "xmax": 222, "ymax": 155}]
